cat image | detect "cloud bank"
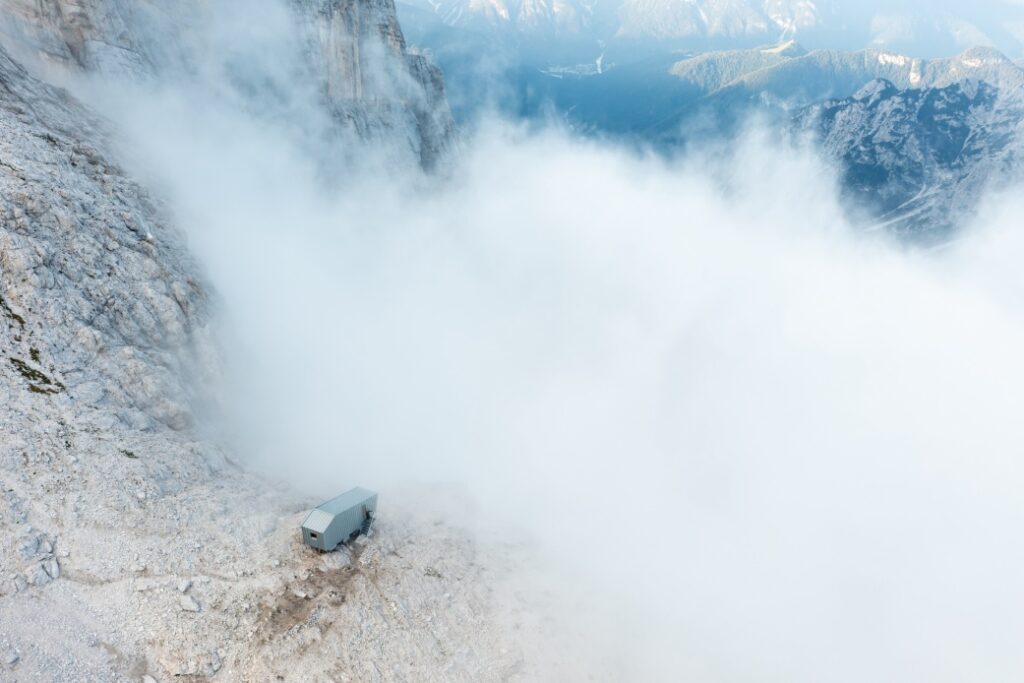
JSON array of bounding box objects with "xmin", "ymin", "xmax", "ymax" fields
[{"xmin": 76, "ymin": 5, "xmax": 1024, "ymax": 679}]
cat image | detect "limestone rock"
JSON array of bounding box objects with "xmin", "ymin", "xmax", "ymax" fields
[
  {"xmin": 0, "ymin": 0, "xmax": 454, "ymax": 168},
  {"xmin": 179, "ymin": 594, "xmax": 201, "ymax": 613},
  {"xmin": 28, "ymin": 563, "xmax": 51, "ymax": 586},
  {"xmin": 43, "ymin": 557, "xmax": 59, "ymax": 580},
  {"xmin": 0, "ymin": 44, "xmax": 217, "ymax": 431}
]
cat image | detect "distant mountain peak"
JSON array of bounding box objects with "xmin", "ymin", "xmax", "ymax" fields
[
  {"xmin": 798, "ymin": 77, "xmax": 1021, "ymax": 238},
  {"xmin": 616, "ymin": 0, "xmax": 819, "ymax": 40},
  {"xmin": 852, "ymin": 78, "xmax": 899, "ymax": 103},
  {"xmin": 399, "ymin": 0, "xmax": 820, "ymax": 43}
]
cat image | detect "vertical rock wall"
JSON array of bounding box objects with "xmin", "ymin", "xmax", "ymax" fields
[{"xmin": 0, "ymin": 0, "xmax": 454, "ymax": 167}]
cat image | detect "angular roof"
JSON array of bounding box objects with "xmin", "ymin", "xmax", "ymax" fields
[
  {"xmin": 302, "ymin": 508, "xmax": 334, "ymax": 534},
  {"xmin": 317, "ymin": 487, "xmax": 376, "ymax": 515}
]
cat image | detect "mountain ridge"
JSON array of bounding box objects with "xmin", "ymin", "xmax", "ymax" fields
[{"xmin": 797, "ymin": 77, "xmax": 1024, "ymax": 237}]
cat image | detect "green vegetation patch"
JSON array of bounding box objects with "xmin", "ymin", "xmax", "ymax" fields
[
  {"xmin": 10, "ymin": 357, "xmax": 65, "ymax": 395},
  {"xmin": 0, "ymin": 294, "xmax": 25, "ymax": 329},
  {"xmin": 121, "ymin": 449, "xmax": 138, "ymax": 459}
]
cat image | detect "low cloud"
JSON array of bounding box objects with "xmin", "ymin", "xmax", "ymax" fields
[{"xmin": 76, "ymin": 10, "xmax": 1024, "ymax": 679}]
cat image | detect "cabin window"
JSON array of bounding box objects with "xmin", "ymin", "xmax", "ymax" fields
[{"xmin": 310, "ymin": 532, "xmax": 318, "ymax": 539}]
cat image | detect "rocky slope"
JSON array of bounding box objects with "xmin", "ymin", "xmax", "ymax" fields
[
  {"xmin": 0, "ymin": 36, "xmax": 548, "ymax": 683},
  {"xmin": 0, "ymin": 43, "xmax": 216, "ymax": 434},
  {"xmin": 0, "ymin": 0, "xmax": 454, "ymax": 168},
  {"xmin": 0, "ymin": 2, "xmax": 555, "ymax": 681},
  {"xmin": 672, "ymin": 48, "xmax": 1024, "ymax": 239},
  {"xmin": 796, "ymin": 78, "xmax": 1024, "ymax": 239}
]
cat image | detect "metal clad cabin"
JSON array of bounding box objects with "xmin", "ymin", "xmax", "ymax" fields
[{"xmin": 301, "ymin": 487, "xmax": 378, "ymax": 551}]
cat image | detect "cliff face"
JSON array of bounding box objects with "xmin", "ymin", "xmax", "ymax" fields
[
  {"xmin": 295, "ymin": 0, "xmax": 454, "ymax": 167},
  {"xmin": 0, "ymin": 0, "xmax": 186, "ymax": 75},
  {"xmin": 0, "ymin": 0, "xmax": 453, "ymax": 167},
  {"xmin": 0, "ymin": 0, "xmax": 453, "ymax": 432},
  {"xmin": 0, "ymin": 44, "xmax": 217, "ymax": 433}
]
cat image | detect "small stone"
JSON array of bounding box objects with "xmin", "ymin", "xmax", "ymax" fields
[
  {"xmin": 29, "ymin": 564, "xmax": 51, "ymax": 587},
  {"xmin": 179, "ymin": 594, "xmax": 200, "ymax": 612},
  {"xmin": 136, "ymin": 491, "xmax": 146, "ymax": 501},
  {"xmin": 130, "ymin": 564, "xmax": 145, "ymax": 573},
  {"xmin": 320, "ymin": 552, "xmax": 351, "ymax": 571},
  {"xmin": 176, "ymin": 658, "xmax": 199, "ymax": 677},
  {"xmin": 142, "ymin": 675, "xmax": 158, "ymax": 683},
  {"xmin": 4, "ymin": 650, "xmax": 18, "ymax": 667},
  {"xmin": 206, "ymin": 651, "xmax": 222, "ymax": 675},
  {"xmin": 43, "ymin": 557, "xmax": 60, "ymax": 579},
  {"xmin": 38, "ymin": 539, "xmax": 53, "ymax": 555},
  {"xmin": 12, "ymin": 575, "xmax": 27, "ymax": 593},
  {"xmin": 177, "ymin": 579, "xmax": 192, "ymax": 594},
  {"xmin": 17, "ymin": 533, "xmax": 40, "ymax": 561}
]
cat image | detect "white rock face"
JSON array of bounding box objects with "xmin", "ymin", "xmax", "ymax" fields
[
  {"xmin": 0, "ymin": 0, "xmax": 193, "ymax": 76},
  {"xmin": 0, "ymin": 0, "xmax": 454, "ymax": 167},
  {"xmin": 0, "ymin": 45, "xmax": 216, "ymax": 432},
  {"xmin": 0, "ymin": 2, "xmax": 570, "ymax": 681},
  {"xmin": 0, "ymin": 41, "xmax": 560, "ymax": 682}
]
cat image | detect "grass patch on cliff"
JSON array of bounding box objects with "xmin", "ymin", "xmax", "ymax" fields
[
  {"xmin": 0, "ymin": 294, "xmax": 25, "ymax": 329},
  {"xmin": 10, "ymin": 357, "xmax": 65, "ymax": 395}
]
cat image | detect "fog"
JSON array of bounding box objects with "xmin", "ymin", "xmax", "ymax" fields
[{"xmin": 77, "ymin": 3, "xmax": 1024, "ymax": 680}]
